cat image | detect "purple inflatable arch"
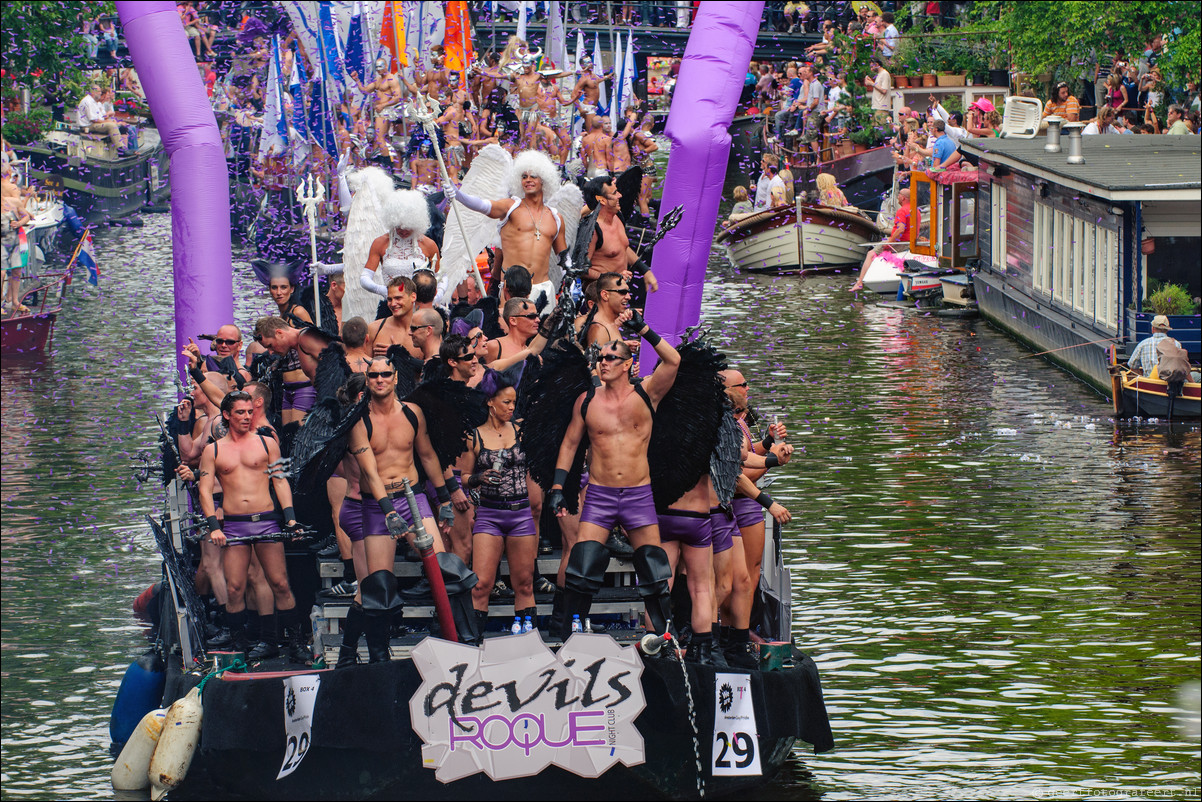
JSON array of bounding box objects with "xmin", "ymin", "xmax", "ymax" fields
[
  {"xmin": 117, "ymin": 1, "xmax": 233, "ymax": 377},
  {"xmin": 643, "ymin": 2, "xmax": 763, "ymax": 371}
]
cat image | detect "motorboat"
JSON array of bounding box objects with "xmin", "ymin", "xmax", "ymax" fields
[{"xmin": 717, "ymin": 200, "xmax": 883, "ymax": 273}]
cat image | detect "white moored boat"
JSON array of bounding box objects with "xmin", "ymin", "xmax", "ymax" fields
[{"xmin": 717, "ymin": 200, "xmax": 883, "ymax": 273}]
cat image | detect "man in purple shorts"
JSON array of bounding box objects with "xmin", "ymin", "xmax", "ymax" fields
[
  {"xmin": 344, "ymin": 356, "xmax": 480, "ymax": 657},
  {"xmin": 547, "ymin": 312, "xmax": 681, "ymax": 641},
  {"xmin": 253, "ymin": 316, "xmax": 330, "ymax": 424},
  {"xmin": 658, "ymin": 474, "xmax": 718, "ymax": 664},
  {"xmin": 198, "ymin": 392, "xmax": 309, "ymax": 663}
]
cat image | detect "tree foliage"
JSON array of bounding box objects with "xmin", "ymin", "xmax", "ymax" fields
[
  {"xmin": 0, "ymin": 1, "xmax": 115, "ymax": 78},
  {"xmin": 964, "ymin": 1, "xmax": 1200, "ymax": 87}
]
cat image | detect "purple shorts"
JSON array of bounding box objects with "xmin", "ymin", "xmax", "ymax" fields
[
  {"xmin": 474, "ymin": 501, "xmax": 537, "ymax": 538},
  {"xmin": 580, "ymin": 483, "xmax": 659, "ymax": 533},
  {"xmin": 282, "ymin": 381, "xmax": 316, "ymax": 412},
  {"xmin": 732, "ymin": 496, "xmax": 765, "ymax": 529},
  {"xmin": 221, "ymin": 511, "xmax": 281, "ymax": 544},
  {"xmin": 658, "ymin": 509, "xmax": 712, "ymax": 549},
  {"xmin": 339, "ymin": 496, "xmax": 365, "ymax": 542},
  {"xmin": 360, "ymin": 491, "xmax": 434, "ymax": 536},
  {"xmin": 708, "ymin": 507, "xmax": 737, "ymax": 555}
]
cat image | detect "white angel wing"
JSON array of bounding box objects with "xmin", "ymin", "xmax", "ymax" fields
[
  {"xmin": 546, "ymin": 182, "xmax": 583, "ymax": 289},
  {"xmin": 341, "ymin": 171, "xmax": 392, "ymax": 323},
  {"xmin": 436, "ymin": 144, "xmax": 514, "ymax": 305}
]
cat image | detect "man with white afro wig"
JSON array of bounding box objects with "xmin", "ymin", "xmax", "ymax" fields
[
  {"xmin": 361, "ymin": 189, "xmax": 440, "ymax": 297},
  {"xmin": 446, "ymin": 148, "xmax": 571, "ymax": 313}
]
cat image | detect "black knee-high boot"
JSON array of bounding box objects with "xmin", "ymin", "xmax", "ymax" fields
[
  {"xmin": 361, "ymin": 570, "xmax": 401, "ymax": 663},
  {"xmin": 436, "ymin": 552, "xmax": 481, "ymax": 645},
  {"xmin": 556, "ymin": 540, "xmax": 610, "ymax": 640},
  {"xmin": 337, "ymin": 602, "xmax": 366, "ymax": 668},
  {"xmin": 632, "ymin": 545, "xmax": 674, "ymax": 636}
]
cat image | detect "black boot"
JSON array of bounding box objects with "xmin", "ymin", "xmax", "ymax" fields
[
  {"xmin": 248, "ymin": 614, "xmax": 279, "ymax": 661},
  {"xmin": 337, "ymin": 602, "xmax": 365, "ymax": 668},
  {"xmin": 710, "ymin": 630, "xmax": 730, "ymax": 670},
  {"xmin": 724, "ymin": 627, "xmax": 758, "ymax": 670},
  {"xmin": 548, "ymin": 591, "xmax": 567, "ymax": 635},
  {"xmin": 361, "ymin": 570, "xmax": 402, "ymax": 663},
  {"xmin": 685, "ymin": 631, "xmax": 715, "ymax": 665},
  {"xmin": 474, "ymin": 609, "xmax": 490, "ymax": 642},
  {"xmin": 225, "ymin": 609, "xmax": 250, "ymax": 653},
  {"xmin": 206, "ymin": 604, "xmax": 234, "ymax": 648},
  {"xmin": 281, "ymin": 607, "xmax": 310, "ymax": 665},
  {"xmin": 436, "ymin": 552, "xmax": 481, "ymax": 645},
  {"xmin": 556, "ymin": 541, "xmax": 609, "ymax": 639},
  {"xmin": 632, "ymin": 545, "xmax": 674, "ymax": 636}
]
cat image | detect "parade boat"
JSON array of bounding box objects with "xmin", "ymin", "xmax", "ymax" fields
[
  {"xmin": 113, "ymin": 473, "xmax": 834, "ymax": 801},
  {"xmin": 961, "ymin": 131, "xmax": 1201, "ymax": 397},
  {"xmin": 0, "ymin": 268, "xmax": 71, "ymax": 357},
  {"xmin": 716, "ymin": 199, "xmax": 883, "ymax": 273},
  {"xmin": 14, "ymin": 121, "xmax": 168, "ymax": 226},
  {"xmin": 1109, "ymin": 346, "xmax": 1201, "ymax": 419}
]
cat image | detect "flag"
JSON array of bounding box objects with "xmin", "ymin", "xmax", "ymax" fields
[
  {"xmin": 516, "ymin": 1, "xmax": 527, "ymax": 42},
  {"xmin": 289, "ymin": 55, "xmax": 309, "ymax": 139},
  {"xmin": 260, "ymin": 35, "xmax": 289, "ymax": 157},
  {"xmin": 443, "ymin": 1, "xmax": 474, "ymax": 73},
  {"xmin": 344, "ymin": 1, "xmax": 366, "ymax": 80},
  {"xmin": 576, "ymin": 29, "xmax": 585, "ymax": 72},
  {"xmin": 75, "ymin": 228, "xmax": 99, "ymax": 286},
  {"xmin": 379, "ymin": 0, "xmax": 407, "ymax": 71},
  {"xmin": 620, "ymin": 31, "xmax": 636, "ymax": 117},
  {"xmin": 592, "ymin": 33, "xmax": 607, "ymax": 113},
  {"xmin": 405, "ymin": 2, "xmax": 445, "ymax": 71},
  {"xmin": 15, "ymin": 227, "xmax": 29, "ymax": 269},
  {"xmin": 546, "ymin": 1, "xmax": 567, "ymax": 70},
  {"xmin": 612, "ymin": 32, "xmax": 624, "ymax": 116}
]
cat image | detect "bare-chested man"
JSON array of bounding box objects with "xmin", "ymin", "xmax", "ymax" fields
[
  {"xmin": 631, "ymin": 113, "xmax": 660, "ymax": 217},
  {"xmin": 436, "ymin": 95, "xmax": 468, "ymax": 179},
  {"xmin": 445, "ymin": 149, "xmax": 571, "ymax": 314},
  {"xmin": 610, "ymin": 113, "xmax": 635, "ymax": 173},
  {"xmin": 253, "ymin": 315, "xmax": 328, "ymax": 425},
  {"xmin": 341, "ymin": 316, "xmax": 372, "ymax": 373},
  {"xmin": 581, "ymin": 272, "xmax": 635, "ymax": 348},
  {"xmin": 580, "ymin": 116, "xmax": 612, "ymax": 178},
  {"xmin": 199, "ymin": 392, "xmax": 309, "ymax": 663},
  {"xmin": 565, "ymin": 56, "xmax": 614, "ymax": 129},
  {"xmin": 345, "ymin": 356, "xmax": 479, "ymax": 656},
  {"xmin": 353, "ymin": 57, "xmax": 419, "ymax": 156},
  {"xmin": 582, "ymin": 177, "xmax": 659, "ymax": 294},
  {"xmin": 418, "ymin": 46, "xmax": 452, "ymax": 100},
  {"xmin": 366, "ymin": 276, "xmax": 420, "ymax": 361},
  {"xmin": 546, "ymin": 315, "xmax": 682, "ymax": 639},
  {"xmin": 470, "ymin": 53, "xmax": 503, "ymax": 111},
  {"xmin": 496, "ymin": 54, "xmax": 547, "ymax": 148}
]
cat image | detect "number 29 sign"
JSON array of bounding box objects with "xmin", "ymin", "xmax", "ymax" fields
[{"xmin": 712, "ymin": 672, "xmax": 761, "ymax": 776}]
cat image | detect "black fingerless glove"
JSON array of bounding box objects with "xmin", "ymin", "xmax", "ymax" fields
[{"xmin": 546, "ymin": 487, "xmax": 566, "ymax": 514}]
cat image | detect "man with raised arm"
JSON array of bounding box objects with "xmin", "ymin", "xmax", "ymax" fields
[
  {"xmin": 444, "ymin": 149, "xmax": 570, "ymax": 314},
  {"xmin": 565, "ymin": 56, "xmax": 614, "ymax": 130},
  {"xmin": 198, "ymin": 392, "xmax": 309, "ymax": 663},
  {"xmin": 345, "ymin": 357, "xmax": 479, "ymax": 658},
  {"xmin": 545, "ymin": 317, "xmax": 682, "ymax": 640},
  {"xmin": 352, "ymin": 57, "xmax": 420, "ymax": 157},
  {"xmin": 583, "ymin": 176, "xmax": 659, "ymax": 294}
]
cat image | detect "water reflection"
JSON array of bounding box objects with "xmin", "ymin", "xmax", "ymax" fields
[{"xmin": 0, "ymin": 221, "xmax": 1197, "ymax": 800}]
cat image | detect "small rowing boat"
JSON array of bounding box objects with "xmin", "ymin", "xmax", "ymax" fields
[
  {"xmin": 1109, "ymin": 345, "xmax": 1201, "ymax": 419},
  {"xmin": 717, "ymin": 201, "xmax": 883, "ymax": 274}
]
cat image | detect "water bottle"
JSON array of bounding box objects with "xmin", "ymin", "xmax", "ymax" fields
[
  {"xmin": 522, "ymin": 615, "xmax": 534, "ymax": 633},
  {"xmin": 584, "ymin": 617, "xmax": 592, "ymax": 634},
  {"xmin": 511, "ymin": 616, "xmax": 522, "ymax": 635},
  {"xmin": 571, "ymin": 614, "xmax": 582, "ymax": 633}
]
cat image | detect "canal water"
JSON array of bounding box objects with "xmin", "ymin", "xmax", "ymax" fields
[{"xmin": 1, "ymin": 215, "xmax": 1198, "ymax": 800}]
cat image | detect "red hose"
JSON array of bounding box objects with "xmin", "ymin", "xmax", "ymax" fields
[{"xmin": 419, "ymin": 547, "xmax": 458, "ymax": 643}]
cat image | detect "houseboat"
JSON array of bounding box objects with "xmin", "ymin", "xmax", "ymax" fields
[{"xmin": 960, "ymin": 131, "xmax": 1201, "ymax": 396}]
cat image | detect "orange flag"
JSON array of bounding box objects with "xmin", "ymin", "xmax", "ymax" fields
[
  {"xmin": 443, "ymin": 1, "xmax": 474, "ymax": 74},
  {"xmin": 379, "ymin": 0, "xmax": 408, "ymax": 71}
]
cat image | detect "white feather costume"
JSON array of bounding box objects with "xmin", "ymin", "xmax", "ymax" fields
[
  {"xmin": 436, "ymin": 145, "xmax": 583, "ymax": 305},
  {"xmin": 359, "ymin": 190, "xmax": 436, "ymax": 297},
  {"xmin": 340, "ymin": 167, "xmax": 395, "ymax": 323}
]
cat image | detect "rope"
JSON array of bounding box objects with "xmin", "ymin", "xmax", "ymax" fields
[{"xmin": 194, "ymin": 657, "xmax": 248, "ymax": 699}]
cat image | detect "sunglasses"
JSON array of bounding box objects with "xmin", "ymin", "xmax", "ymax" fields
[
  {"xmin": 512, "ymin": 313, "xmax": 540, "ymax": 320},
  {"xmin": 452, "ymin": 353, "xmax": 478, "ymax": 363},
  {"xmin": 605, "ymin": 288, "xmax": 630, "ymax": 296},
  {"xmin": 366, "ymin": 370, "xmax": 395, "ymax": 379},
  {"xmin": 409, "ymin": 324, "xmax": 430, "ymax": 333},
  {"xmin": 599, "ymin": 354, "xmax": 630, "ymax": 363},
  {"xmin": 214, "ymin": 338, "xmax": 240, "ymax": 346},
  {"xmin": 727, "ymin": 381, "xmax": 749, "ymax": 389}
]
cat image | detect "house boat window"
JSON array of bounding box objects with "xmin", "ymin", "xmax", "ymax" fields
[
  {"xmin": 990, "ymin": 184, "xmax": 1007, "ymax": 270},
  {"xmin": 1032, "ymin": 200, "xmax": 1118, "ymax": 329}
]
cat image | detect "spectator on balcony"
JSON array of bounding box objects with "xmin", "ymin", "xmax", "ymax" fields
[
  {"xmin": 1083, "ymin": 106, "xmax": 1121, "ymax": 135},
  {"xmin": 97, "ymin": 16, "xmax": 120, "ymax": 60},
  {"xmin": 1164, "ymin": 104, "xmax": 1190, "ymax": 135},
  {"xmin": 784, "ymin": 2, "xmax": 810, "ymax": 33},
  {"xmin": 1043, "ymin": 82, "xmax": 1081, "ymax": 122},
  {"xmin": 879, "ymin": 12, "xmax": 899, "ymax": 61},
  {"xmin": 864, "ymin": 58, "xmax": 892, "ymax": 124},
  {"xmin": 81, "ymin": 18, "xmax": 100, "ymax": 59}
]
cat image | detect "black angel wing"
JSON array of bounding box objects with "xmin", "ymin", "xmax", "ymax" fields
[
  {"xmin": 614, "ymin": 166, "xmax": 644, "ymax": 223},
  {"xmin": 403, "ymin": 377, "xmax": 489, "ymax": 471},
  {"xmin": 648, "ymin": 334, "xmax": 728, "ymax": 510},
  {"xmin": 288, "ymin": 394, "xmax": 368, "ymax": 494},
  {"xmin": 297, "ymin": 283, "xmax": 339, "ymax": 337},
  {"xmin": 520, "ymin": 338, "xmax": 593, "ymax": 514},
  {"xmin": 710, "ymin": 409, "xmax": 743, "ymax": 509},
  {"xmin": 386, "ymin": 344, "xmax": 424, "ymax": 399},
  {"xmin": 250, "ymin": 351, "xmax": 285, "ymax": 432},
  {"xmin": 571, "ymin": 204, "xmax": 602, "ymax": 281},
  {"xmin": 313, "ymin": 343, "xmax": 352, "ymax": 403}
]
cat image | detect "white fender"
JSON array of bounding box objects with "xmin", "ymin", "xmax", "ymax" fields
[
  {"xmin": 148, "ymin": 686, "xmax": 203, "ymax": 800},
  {"xmin": 111, "ymin": 708, "xmax": 167, "ymax": 790}
]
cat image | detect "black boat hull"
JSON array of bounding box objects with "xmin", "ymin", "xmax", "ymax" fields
[{"xmin": 15, "ymin": 142, "xmax": 169, "ymax": 225}]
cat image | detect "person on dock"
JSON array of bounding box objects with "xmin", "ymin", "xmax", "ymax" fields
[
  {"xmin": 444, "ymin": 149, "xmax": 570, "ymax": 314},
  {"xmin": 198, "ymin": 391, "xmax": 309, "ymax": 663},
  {"xmin": 546, "ymin": 324, "xmax": 682, "ymax": 640}
]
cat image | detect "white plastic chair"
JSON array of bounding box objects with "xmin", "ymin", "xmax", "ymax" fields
[{"xmin": 999, "ymin": 96, "xmax": 1043, "ymax": 139}]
